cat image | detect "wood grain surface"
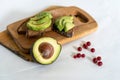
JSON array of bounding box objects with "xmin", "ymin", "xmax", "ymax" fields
[{"xmin": 0, "ymin": 6, "xmax": 98, "ymax": 61}]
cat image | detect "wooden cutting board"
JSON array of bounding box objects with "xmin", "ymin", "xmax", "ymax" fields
[{"xmin": 0, "ymin": 6, "xmax": 98, "ymax": 61}]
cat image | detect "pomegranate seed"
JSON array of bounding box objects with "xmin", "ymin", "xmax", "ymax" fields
[
  {"xmin": 76, "ymin": 53, "xmax": 81, "ymax": 58},
  {"xmin": 97, "ymin": 56, "xmax": 102, "ymax": 61},
  {"xmin": 86, "ymin": 41, "xmax": 91, "ymax": 46},
  {"xmin": 90, "ymin": 48, "xmax": 95, "ymax": 53},
  {"xmin": 77, "ymin": 47, "xmax": 82, "ymax": 51},
  {"xmin": 93, "ymin": 58, "xmax": 98, "ymax": 63},
  {"xmin": 83, "ymin": 44, "xmax": 88, "ymax": 49},
  {"xmin": 97, "ymin": 61, "xmax": 103, "ymax": 66},
  {"xmin": 81, "ymin": 54, "xmax": 85, "ymax": 58},
  {"xmin": 73, "ymin": 55, "xmax": 77, "ymax": 59}
]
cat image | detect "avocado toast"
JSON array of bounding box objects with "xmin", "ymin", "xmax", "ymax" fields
[{"xmin": 0, "ymin": 6, "xmax": 97, "ymax": 63}]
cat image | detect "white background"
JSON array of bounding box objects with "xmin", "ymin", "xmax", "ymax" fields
[{"xmin": 0, "ymin": 0, "xmax": 120, "ymax": 80}]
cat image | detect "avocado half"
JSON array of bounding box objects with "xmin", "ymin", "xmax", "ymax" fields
[{"xmin": 31, "ymin": 37, "xmax": 62, "ymax": 64}]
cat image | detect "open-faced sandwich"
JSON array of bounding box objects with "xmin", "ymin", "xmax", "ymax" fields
[{"xmin": 0, "ymin": 6, "xmax": 97, "ymax": 64}]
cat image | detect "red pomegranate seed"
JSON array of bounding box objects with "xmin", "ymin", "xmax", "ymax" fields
[
  {"xmin": 97, "ymin": 61, "xmax": 103, "ymax": 66},
  {"xmin": 86, "ymin": 41, "xmax": 91, "ymax": 46},
  {"xmin": 90, "ymin": 48, "xmax": 95, "ymax": 53},
  {"xmin": 76, "ymin": 53, "xmax": 81, "ymax": 58},
  {"xmin": 73, "ymin": 55, "xmax": 77, "ymax": 59},
  {"xmin": 77, "ymin": 47, "xmax": 82, "ymax": 51},
  {"xmin": 93, "ymin": 58, "xmax": 98, "ymax": 63},
  {"xmin": 81, "ymin": 54, "xmax": 85, "ymax": 58},
  {"xmin": 97, "ymin": 56, "xmax": 102, "ymax": 61},
  {"xmin": 83, "ymin": 44, "xmax": 88, "ymax": 49}
]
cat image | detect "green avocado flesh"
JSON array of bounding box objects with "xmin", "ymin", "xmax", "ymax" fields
[
  {"xmin": 27, "ymin": 19, "xmax": 51, "ymax": 31},
  {"xmin": 27, "ymin": 12, "xmax": 52, "ymax": 31},
  {"xmin": 31, "ymin": 37, "xmax": 62, "ymax": 64},
  {"xmin": 55, "ymin": 16, "xmax": 75, "ymax": 32}
]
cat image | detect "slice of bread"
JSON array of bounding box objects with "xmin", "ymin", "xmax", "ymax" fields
[{"xmin": 0, "ymin": 6, "xmax": 97, "ymax": 61}]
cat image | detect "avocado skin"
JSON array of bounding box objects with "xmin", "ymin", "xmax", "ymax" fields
[
  {"xmin": 30, "ymin": 37, "xmax": 62, "ymax": 65},
  {"xmin": 27, "ymin": 12, "xmax": 52, "ymax": 31},
  {"xmin": 30, "ymin": 46, "xmax": 38, "ymax": 63}
]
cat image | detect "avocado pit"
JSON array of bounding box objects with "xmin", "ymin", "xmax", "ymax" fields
[{"xmin": 39, "ymin": 42, "xmax": 54, "ymax": 59}]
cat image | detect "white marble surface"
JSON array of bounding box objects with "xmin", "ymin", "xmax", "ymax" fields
[{"xmin": 0, "ymin": 0, "xmax": 120, "ymax": 80}]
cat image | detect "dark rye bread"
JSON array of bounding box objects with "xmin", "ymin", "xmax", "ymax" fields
[
  {"xmin": 7, "ymin": 6, "xmax": 65, "ymax": 53},
  {"xmin": 0, "ymin": 6, "xmax": 97, "ymax": 61}
]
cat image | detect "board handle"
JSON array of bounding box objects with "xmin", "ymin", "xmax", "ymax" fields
[{"xmin": 69, "ymin": 6, "xmax": 95, "ymax": 23}]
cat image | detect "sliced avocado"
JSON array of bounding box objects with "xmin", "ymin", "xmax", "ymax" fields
[
  {"xmin": 36, "ymin": 16, "xmax": 50, "ymax": 24},
  {"xmin": 62, "ymin": 19, "xmax": 73, "ymax": 24},
  {"xmin": 58, "ymin": 16, "xmax": 73, "ymax": 31},
  {"xmin": 31, "ymin": 37, "xmax": 62, "ymax": 64},
  {"xmin": 55, "ymin": 16, "xmax": 75, "ymax": 32},
  {"xmin": 57, "ymin": 18, "xmax": 64, "ymax": 31},
  {"xmin": 31, "ymin": 12, "xmax": 52, "ymax": 21},
  {"xmin": 64, "ymin": 22, "xmax": 75, "ymax": 32},
  {"xmin": 37, "ymin": 11, "xmax": 52, "ymax": 19},
  {"xmin": 27, "ymin": 19, "xmax": 51, "ymax": 31},
  {"xmin": 62, "ymin": 19, "xmax": 72, "ymax": 28},
  {"xmin": 32, "ymin": 16, "xmax": 50, "ymax": 25},
  {"xmin": 61, "ymin": 16, "xmax": 73, "ymax": 20},
  {"xmin": 27, "ymin": 11, "xmax": 52, "ymax": 31}
]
